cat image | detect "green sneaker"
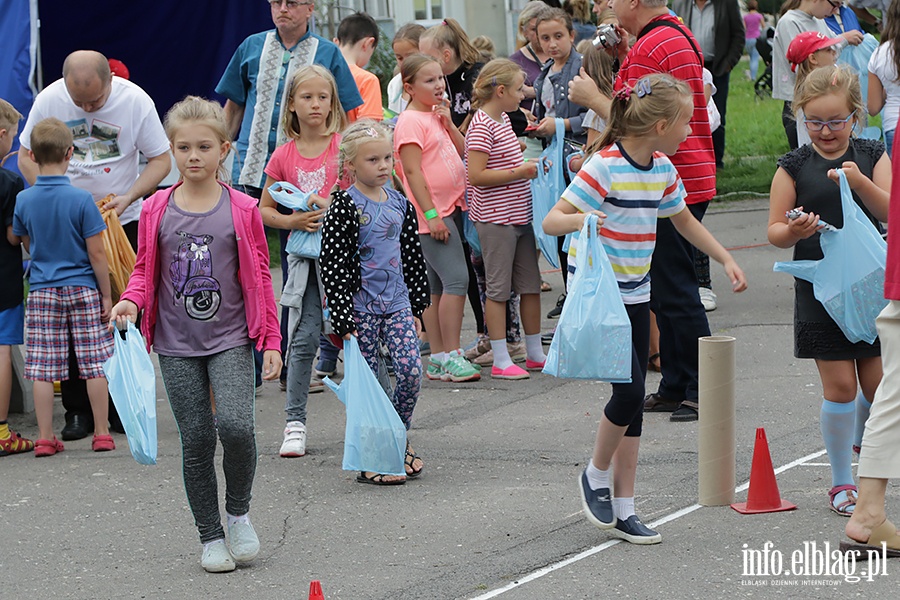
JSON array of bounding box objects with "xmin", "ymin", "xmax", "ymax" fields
[
  {"xmin": 426, "ymin": 358, "xmax": 445, "ymax": 381},
  {"xmin": 441, "ymin": 351, "xmax": 481, "ymax": 382}
]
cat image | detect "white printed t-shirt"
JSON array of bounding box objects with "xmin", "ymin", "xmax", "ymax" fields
[{"xmin": 19, "ymin": 76, "xmax": 170, "ymax": 225}]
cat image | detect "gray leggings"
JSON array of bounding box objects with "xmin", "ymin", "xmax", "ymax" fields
[
  {"xmin": 419, "ymin": 209, "xmax": 469, "ymax": 296},
  {"xmin": 158, "ymin": 344, "xmax": 257, "ymax": 544}
]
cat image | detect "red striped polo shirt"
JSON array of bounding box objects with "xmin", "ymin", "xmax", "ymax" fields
[{"xmin": 614, "ymin": 15, "xmax": 716, "ymax": 204}]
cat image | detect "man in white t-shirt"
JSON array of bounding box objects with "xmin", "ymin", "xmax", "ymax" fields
[
  {"xmin": 16, "ymin": 50, "xmax": 171, "ymax": 441},
  {"xmin": 18, "ymin": 50, "xmax": 170, "ymax": 248}
]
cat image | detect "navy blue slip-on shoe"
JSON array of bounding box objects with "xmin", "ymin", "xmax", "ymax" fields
[
  {"xmin": 610, "ymin": 515, "xmax": 661, "ymax": 545},
  {"xmin": 579, "ymin": 470, "xmax": 616, "ymax": 529}
]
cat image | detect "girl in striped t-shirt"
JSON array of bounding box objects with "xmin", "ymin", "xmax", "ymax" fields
[
  {"xmin": 543, "ymin": 73, "xmax": 748, "ymax": 545},
  {"xmin": 465, "ymin": 59, "xmax": 543, "ymax": 380}
]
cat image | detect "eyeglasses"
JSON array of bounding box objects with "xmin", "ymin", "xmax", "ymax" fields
[
  {"xmin": 826, "ymin": 0, "xmax": 840, "ymax": 8},
  {"xmin": 269, "ymin": 0, "xmax": 312, "ymax": 8},
  {"xmin": 803, "ymin": 113, "xmax": 854, "ymax": 132}
]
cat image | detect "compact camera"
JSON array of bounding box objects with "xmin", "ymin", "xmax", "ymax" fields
[{"xmin": 592, "ymin": 24, "xmax": 620, "ymax": 49}]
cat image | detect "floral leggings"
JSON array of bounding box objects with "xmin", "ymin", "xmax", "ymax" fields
[{"xmin": 354, "ymin": 307, "xmax": 422, "ymax": 429}]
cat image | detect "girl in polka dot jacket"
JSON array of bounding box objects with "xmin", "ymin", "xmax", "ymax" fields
[{"xmin": 320, "ymin": 120, "xmax": 430, "ymax": 485}]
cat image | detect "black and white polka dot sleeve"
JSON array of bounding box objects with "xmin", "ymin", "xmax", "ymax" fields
[
  {"xmin": 399, "ymin": 196, "xmax": 431, "ymax": 318},
  {"xmin": 320, "ymin": 190, "xmax": 360, "ymax": 337}
]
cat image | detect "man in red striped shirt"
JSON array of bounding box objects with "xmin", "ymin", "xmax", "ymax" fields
[{"xmin": 568, "ymin": 0, "xmax": 714, "ymax": 422}]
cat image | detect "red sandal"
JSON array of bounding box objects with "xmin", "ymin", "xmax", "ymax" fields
[
  {"xmin": 829, "ymin": 484, "xmax": 858, "ymax": 517},
  {"xmin": 92, "ymin": 434, "xmax": 116, "ymax": 452},
  {"xmin": 34, "ymin": 437, "xmax": 64, "ymax": 457},
  {"xmin": 0, "ymin": 429, "xmax": 35, "ymax": 456}
]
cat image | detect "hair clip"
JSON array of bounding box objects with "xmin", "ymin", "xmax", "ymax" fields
[
  {"xmin": 615, "ymin": 86, "xmax": 632, "ymax": 101},
  {"xmin": 364, "ymin": 127, "xmax": 379, "ymax": 138},
  {"xmin": 442, "ymin": 19, "xmax": 448, "ymax": 26},
  {"xmin": 635, "ymin": 78, "xmax": 653, "ymax": 98},
  {"xmin": 831, "ymin": 68, "xmax": 839, "ymax": 86},
  {"xmin": 491, "ymin": 75, "xmax": 498, "ymax": 87}
]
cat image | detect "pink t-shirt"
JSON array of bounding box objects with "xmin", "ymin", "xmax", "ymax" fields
[
  {"xmin": 264, "ymin": 134, "xmax": 343, "ymax": 196},
  {"xmin": 744, "ymin": 12, "xmax": 765, "ymax": 40},
  {"xmin": 465, "ymin": 110, "xmax": 531, "ymax": 226},
  {"xmin": 394, "ymin": 109, "xmax": 466, "ymax": 234}
]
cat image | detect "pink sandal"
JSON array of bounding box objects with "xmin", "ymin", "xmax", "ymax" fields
[
  {"xmin": 829, "ymin": 484, "xmax": 857, "ymax": 517},
  {"xmin": 34, "ymin": 437, "xmax": 64, "ymax": 457}
]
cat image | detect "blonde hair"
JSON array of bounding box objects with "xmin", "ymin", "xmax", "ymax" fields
[
  {"xmin": 30, "ymin": 118, "xmax": 73, "ymax": 164},
  {"xmin": 282, "ymin": 65, "xmax": 348, "ymax": 140},
  {"xmin": 337, "ymin": 119, "xmax": 393, "ymax": 184},
  {"xmin": 393, "ymin": 22, "xmax": 426, "ymax": 48},
  {"xmin": 564, "ymin": 0, "xmax": 592, "ymax": 22},
  {"xmin": 518, "ymin": 1, "xmax": 555, "ymax": 43},
  {"xmin": 0, "ymin": 98, "xmax": 22, "ymax": 133},
  {"xmin": 471, "ymin": 59, "xmax": 525, "ymax": 110},
  {"xmin": 597, "ymin": 8, "xmax": 618, "ymax": 25},
  {"xmin": 164, "ymin": 96, "xmax": 231, "ymax": 180},
  {"xmin": 793, "ymin": 65, "xmax": 866, "ymax": 129},
  {"xmin": 420, "ymin": 18, "xmax": 481, "ymax": 68},
  {"xmin": 579, "ymin": 43, "xmax": 615, "ymax": 98},
  {"xmin": 590, "ymin": 74, "xmax": 693, "ymax": 154},
  {"xmin": 472, "ymin": 35, "xmax": 496, "ymax": 63}
]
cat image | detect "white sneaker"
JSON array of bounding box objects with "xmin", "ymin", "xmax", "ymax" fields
[
  {"xmin": 227, "ymin": 518, "xmax": 260, "ymax": 563},
  {"xmin": 201, "ymin": 539, "xmax": 236, "ymax": 573},
  {"xmin": 699, "ymin": 287, "xmax": 717, "ymax": 312},
  {"xmin": 279, "ymin": 421, "xmax": 307, "ymax": 457}
]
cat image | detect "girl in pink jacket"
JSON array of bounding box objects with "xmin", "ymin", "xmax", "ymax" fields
[{"xmin": 110, "ymin": 97, "xmax": 282, "ymax": 574}]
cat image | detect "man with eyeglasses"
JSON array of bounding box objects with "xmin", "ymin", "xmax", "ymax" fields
[{"xmin": 216, "ymin": 0, "xmax": 362, "ymax": 196}]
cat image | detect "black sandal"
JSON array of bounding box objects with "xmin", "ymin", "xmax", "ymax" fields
[
  {"xmin": 405, "ymin": 443, "xmax": 424, "ymax": 479},
  {"xmin": 356, "ymin": 471, "xmax": 406, "ymax": 486}
]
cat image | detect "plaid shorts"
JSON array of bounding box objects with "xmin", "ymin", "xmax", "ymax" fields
[{"xmin": 25, "ymin": 286, "xmax": 114, "ymax": 381}]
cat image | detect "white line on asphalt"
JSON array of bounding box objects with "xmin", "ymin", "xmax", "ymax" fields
[{"xmin": 469, "ymin": 449, "xmax": 827, "ymax": 600}]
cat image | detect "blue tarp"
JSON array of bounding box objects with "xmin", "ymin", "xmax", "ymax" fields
[{"xmin": 0, "ymin": 0, "xmax": 37, "ymax": 175}]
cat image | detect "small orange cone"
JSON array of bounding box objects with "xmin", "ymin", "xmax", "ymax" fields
[
  {"xmin": 731, "ymin": 428, "xmax": 797, "ymax": 514},
  {"xmin": 308, "ymin": 580, "xmax": 324, "ymax": 600}
]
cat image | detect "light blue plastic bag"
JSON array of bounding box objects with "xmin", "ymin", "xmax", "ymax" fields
[
  {"xmin": 774, "ymin": 169, "xmax": 887, "ymax": 344},
  {"xmin": 839, "ymin": 33, "xmax": 878, "ymax": 108},
  {"xmin": 463, "ymin": 210, "xmax": 482, "ymax": 257},
  {"xmin": 543, "ymin": 214, "xmax": 632, "ymax": 381},
  {"xmin": 268, "ymin": 181, "xmax": 321, "ymax": 259},
  {"xmin": 323, "ymin": 336, "xmax": 407, "ymax": 476},
  {"xmin": 103, "ymin": 322, "xmax": 157, "ymax": 465},
  {"xmin": 529, "ymin": 118, "xmax": 565, "ymax": 269}
]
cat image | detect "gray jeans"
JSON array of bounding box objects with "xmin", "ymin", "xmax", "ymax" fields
[
  {"xmin": 158, "ymin": 344, "xmax": 256, "ymax": 543},
  {"xmin": 285, "ymin": 272, "xmax": 322, "ymax": 424}
]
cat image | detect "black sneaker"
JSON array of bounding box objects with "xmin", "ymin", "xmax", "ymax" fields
[
  {"xmin": 578, "ymin": 469, "xmax": 616, "ymax": 529},
  {"xmin": 610, "ymin": 515, "xmax": 661, "ymax": 545},
  {"xmin": 670, "ymin": 401, "xmax": 698, "ymax": 422},
  {"xmin": 541, "ymin": 328, "xmax": 556, "ymax": 345},
  {"xmin": 547, "ymin": 294, "xmax": 566, "ymax": 319}
]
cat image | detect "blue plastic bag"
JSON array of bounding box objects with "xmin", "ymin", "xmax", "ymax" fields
[
  {"xmin": 774, "ymin": 169, "xmax": 887, "ymax": 344},
  {"xmin": 463, "ymin": 210, "xmax": 482, "ymax": 257},
  {"xmin": 839, "ymin": 33, "xmax": 878, "ymax": 108},
  {"xmin": 268, "ymin": 181, "xmax": 321, "ymax": 259},
  {"xmin": 323, "ymin": 336, "xmax": 407, "ymax": 475},
  {"xmin": 103, "ymin": 322, "xmax": 158, "ymax": 465},
  {"xmin": 543, "ymin": 214, "xmax": 632, "ymax": 381},
  {"xmin": 529, "ymin": 118, "xmax": 565, "ymax": 269}
]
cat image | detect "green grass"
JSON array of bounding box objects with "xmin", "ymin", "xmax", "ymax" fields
[
  {"xmin": 717, "ymin": 73, "xmax": 789, "ymax": 199},
  {"xmin": 267, "ymin": 227, "xmax": 281, "ymax": 271}
]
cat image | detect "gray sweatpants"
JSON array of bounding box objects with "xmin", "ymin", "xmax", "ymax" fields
[{"xmin": 157, "ymin": 344, "xmax": 257, "ymax": 543}]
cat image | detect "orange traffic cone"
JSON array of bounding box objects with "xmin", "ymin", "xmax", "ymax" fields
[
  {"xmin": 308, "ymin": 580, "xmax": 324, "ymax": 600},
  {"xmin": 731, "ymin": 428, "xmax": 797, "ymax": 514}
]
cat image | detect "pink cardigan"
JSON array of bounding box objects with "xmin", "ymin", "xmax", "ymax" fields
[{"xmin": 121, "ymin": 182, "xmax": 282, "ymax": 353}]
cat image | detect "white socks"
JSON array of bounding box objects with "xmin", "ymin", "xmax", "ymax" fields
[
  {"xmin": 613, "ymin": 497, "xmax": 635, "ymax": 520},
  {"xmin": 490, "ymin": 339, "xmax": 514, "ymax": 369},
  {"xmin": 227, "ymin": 513, "xmax": 250, "ymax": 527},
  {"xmin": 585, "ymin": 460, "xmax": 610, "ymax": 490},
  {"xmin": 431, "ymin": 351, "xmax": 448, "ymax": 364},
  {"xmin": 525, "ymin": 333, "xmax": 545, "ymax": 363}
]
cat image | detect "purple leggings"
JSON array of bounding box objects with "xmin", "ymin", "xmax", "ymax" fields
[{"xmin": 354, "ymin": 308, "xmax": 422, "ymax": 429}]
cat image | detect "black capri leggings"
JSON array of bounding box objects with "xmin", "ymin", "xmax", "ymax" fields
[{"xmin": 603, "ymin": 302, "xmax": 651, "ymax": 438}]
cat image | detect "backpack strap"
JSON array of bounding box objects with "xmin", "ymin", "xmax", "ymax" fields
[{"xmin": 637, "ymin": 19, "xmax": 704, "ymax": 69}]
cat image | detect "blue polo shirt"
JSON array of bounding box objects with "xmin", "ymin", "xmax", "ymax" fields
[
  {"xmin": 12, "ymin": 175, "xmax": 106, "ymax": 291},
  {"xmin": 216, "ymin": 28, "xmax": 363, "ymax": 188}
]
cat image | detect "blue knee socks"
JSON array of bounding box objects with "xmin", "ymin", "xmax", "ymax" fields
[
  {"xmin": 853, "ymin": 392, "xmax": 872, "ymax": 451},
  {"xmin": 820, "ymin": 398, "xmax": 855, "ymax": 488}
]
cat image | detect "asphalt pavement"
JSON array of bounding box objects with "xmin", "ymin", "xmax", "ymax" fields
[{"xmin": 3, "ymin": 197, "xmax": 898, "ymax": 599}]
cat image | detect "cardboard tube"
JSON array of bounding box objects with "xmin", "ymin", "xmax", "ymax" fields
[{"xmin": 698, "ymin": 335, "xmax": 736, "ymax": 506}]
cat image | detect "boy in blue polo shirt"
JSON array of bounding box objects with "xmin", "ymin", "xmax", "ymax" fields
[
  {"xmin": 0, "ymin": 98, "xmax": 33, "ymax": 456},
  {"xmin": 12, "ymin": 117, "xmax": 115, "ymax": 457}
]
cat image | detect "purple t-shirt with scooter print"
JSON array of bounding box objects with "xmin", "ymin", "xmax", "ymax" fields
[{"xmin": 153, "ymin": 186, "xmax": 249, "ymax": 357}]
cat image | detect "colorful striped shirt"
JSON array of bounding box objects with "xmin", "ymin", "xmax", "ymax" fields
[
  {"xmin": 465, "ymin": 110, "xmax": 532, "ymax": 225},
  {"xmin": 561, "ymin": 143, "xmax": 686, "ymax": 304}
]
